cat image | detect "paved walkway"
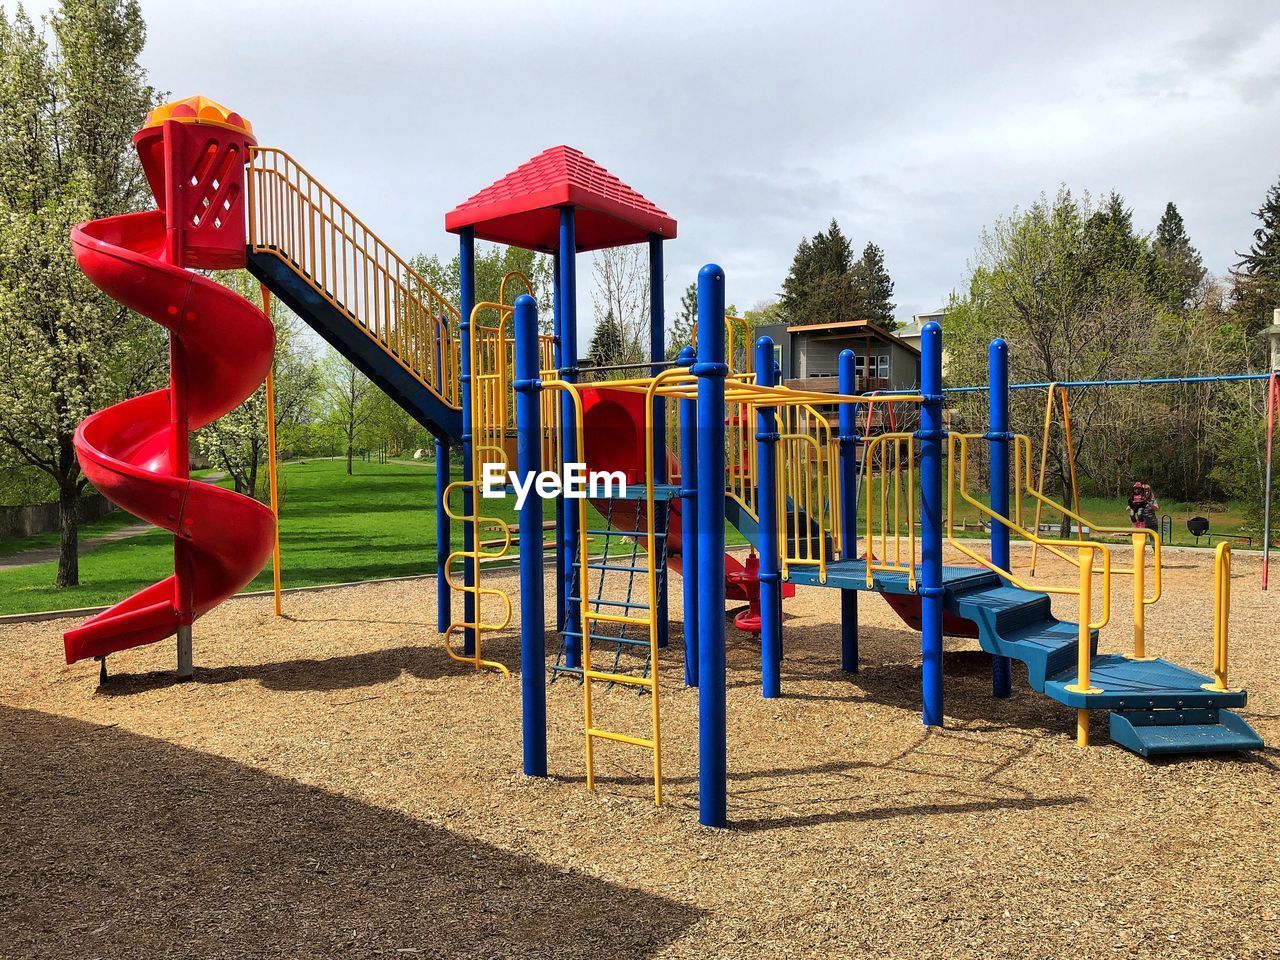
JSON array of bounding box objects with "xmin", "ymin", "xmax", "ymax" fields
[{"xmin": 0, "ymin": 521, "xmax": 156, "ymax": 570}]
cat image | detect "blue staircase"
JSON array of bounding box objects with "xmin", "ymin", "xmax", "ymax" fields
[
  {"xmin": 748, "ymin": 542, "xmax": 1262, "ymax": 756},
  {"xmin": 247, "ymin": 251, "xmax": 462, "ymax": 441}
]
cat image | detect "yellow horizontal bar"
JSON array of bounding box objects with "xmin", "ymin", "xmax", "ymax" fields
[
  {"xmin": 586, "ymin": 728, "xmax": 655, "ymax": 749},
  {"xmin": 583, "ymin": 669, "xmax": 655, "ymax": 688},
  {"xmin": 584, "ymin": 611, "xmax": 653, "ymax": 628}
]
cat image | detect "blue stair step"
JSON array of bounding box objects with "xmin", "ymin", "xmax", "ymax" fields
[
  {"xmin": 1044, "ymin": 655, "xmax": 1248, "ymax": 710},
  {"xmin": 1109, "ymin": 708, "xmax": 1263, "ymax": 757}
]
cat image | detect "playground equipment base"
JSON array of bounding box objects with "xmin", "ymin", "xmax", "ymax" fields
[{"xmin": 786, "ymin": 559, "xmax": 1261, "ymax": 757}]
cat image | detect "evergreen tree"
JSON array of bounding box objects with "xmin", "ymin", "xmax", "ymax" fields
[
  {"xmin": 587, "ymin": 309, "xmax": 626, "ymax": 368},
  {"xmin": 780, "ymin": 219, "xmax": 861, "ymax": 326},
  {"xmin": 852, "ymin": 242, "xmax": 897, "ymax": 328},
  {"xmin": 0, "ymin": 0, "xmax": 159, "ymax": 587},
  {"xmin": 666, "ymin": 281, "xmax": 697, "ymax": 358},
  {"xmin": 1153, "ymin": 202, "xmax": 1205, "ymax": 312},
  {"xmin": 1232, "ymin": 176, "xmax": 1280, "ymax": 342}
]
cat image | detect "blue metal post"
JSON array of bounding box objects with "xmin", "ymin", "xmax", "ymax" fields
[
  {"xmin": 650, "ymin": 235, "xmax": 669, "ymax": 649},
  {"xmin": 988, "ymin": 338, "xmax": 1013, "ymax": 699},
  {"xmin": 756, "ymin": 337, "xmax": 782, "ymax": 698},
  {"xmin": 918, "ymin": 321, "xmax": 945, "ymax": 727},
  {"xmin": 513, "ymin": 294, "xmax": 548, "ymax": 777},
  {"xmin": 435, "ymin": 436, "xmax": 450, "ymax": 634},
  {"xmin": 459, "ymin": 228, "xmax": 477, "ymax": 656},
  {"xmin": 552, "ymin": 248, "xmax": 566, "ymax": 631},
  {"xmin": 696, "ymin": 264, "xmax": 728, "ymax": 828},
  {"xmin": 559, "ymin": 208, "xmax": 581, "ymax": 669},
  {"xmin": 838, "ymin": 349, "xmax": 859, "ymax": 673},
  {"xmin": 677, "ymin": 346, "xmax": 699, "ymax": 687}
]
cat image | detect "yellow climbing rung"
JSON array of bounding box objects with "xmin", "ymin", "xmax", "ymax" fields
[
  {"xmin": 587, "ymin": 728, "xmax": 655, "ymax": 749},
  {"xmin": 584, "ymin": 611, "xmax": 652, "ymax": 628}
]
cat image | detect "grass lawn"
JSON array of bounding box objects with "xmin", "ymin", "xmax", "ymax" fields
[{"xmin": 0, "ymin": 457, "xmax": 1258, "ymax": 617}]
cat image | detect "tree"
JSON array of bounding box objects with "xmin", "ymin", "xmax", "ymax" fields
[
  {"xmin": 587, "ymin": 309, "xmax": 627, "ymax": 368},
  {"xmin": 1153, "ymin": 202, "xmax": 1205, "ymax": 312},
  {"xmin": 0, "ymin": 1, "xmax": 159, "ymax": 587},
  {"xmin": 415, "ymin": 243, "xmax": 555, "ymax": 334},
  {"xmin": 590, "ymin": 245, "xmax": 648, "ymax": 366},
  {"xmin": 194, "ymin": 274, "xmax": 320, "ymax": 498},
  {"xmin": 666, "ymin": 281, "xmax": 697, "ymax": 358},
  {"xmin": 1232, "ymin": 176, "xmax": 1280, "ymax": 347},
  {"xmin": 321, "ymin": 352, "xmax": 374, "ymax": 475},
  {"xmin": 852, "ymin": 242, "xmax": 896, "ymax": 328}
]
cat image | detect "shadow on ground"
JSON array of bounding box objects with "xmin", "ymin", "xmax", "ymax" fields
[{"xmin": 0, "ymin": 706, "xmax": 702, "ymax": 959}]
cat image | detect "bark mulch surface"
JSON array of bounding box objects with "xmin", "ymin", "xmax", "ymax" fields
[{"xmin": 2, "ymin": 543, "xmax": 1277, "ymax": 959}]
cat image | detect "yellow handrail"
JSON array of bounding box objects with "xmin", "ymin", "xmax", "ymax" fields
[
  {"xmin": 246, "ymin": 146, "xmax": 461, "ymax": 410},
  {"xmin": 1204, "ymin": 542, "xmax": 1232, "ymax": 692},
  {"xmin": 859, "ymin": 433, "xmax": 918, "ymax": 591},
  {"xmin": 948, "ymin": 433, "xmax": 1112, "ymax": 633},
  {"xmin": 1012, "ymin": 435, "xmax": 1162, "ymax": 657}
]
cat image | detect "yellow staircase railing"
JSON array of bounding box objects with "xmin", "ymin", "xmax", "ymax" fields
[
  {"xmin": 859, "ymin": 432, "xmax": 918, "ymax": 590},
  {"xmin": 246, "ymin": 146, "xmax": 461, "ymax": 410}
]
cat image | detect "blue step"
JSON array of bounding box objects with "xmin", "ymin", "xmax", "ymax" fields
[
  {"xmin": 1044, "ymin": 655, "xmax": 1248, "ymax": 710},
  {"xmin": 1109, "ymin": 708, "xmax": 1262, "ymax": 756}
]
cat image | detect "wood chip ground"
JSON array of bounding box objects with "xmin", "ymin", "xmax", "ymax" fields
[{"xmin": 2, "ymin": 542, "xmax": 1277, "ymax": 958}]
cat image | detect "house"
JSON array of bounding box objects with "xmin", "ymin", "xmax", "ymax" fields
[
  {"xmin": 896, "ymin": 307, "xmax": 952, "ymax": 373},
  {"xmin": 754, "ymin": 319, "xmax": 922, "ymax": 394}
]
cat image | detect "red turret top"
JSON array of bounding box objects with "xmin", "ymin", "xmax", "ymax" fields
[{"xmin": 445, "ymin": 145, "xmax": 676, "ymax": 253}]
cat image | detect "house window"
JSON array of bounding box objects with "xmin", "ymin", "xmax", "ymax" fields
[
  {"xmin": 773, "ymin": 343, "xmax": 783, "ymax": 377},
  {"xmin": 855, "ymin": 355, "xmax": 867, "ymax": 381},
  {"xmin": 877, "ymin": 355, "xmax": 890, "ymax": 380}
]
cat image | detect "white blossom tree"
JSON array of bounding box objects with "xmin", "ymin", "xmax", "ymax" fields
[{"xmin": 0, "ymin": 1, "xmax": 159, "ymax": 587}]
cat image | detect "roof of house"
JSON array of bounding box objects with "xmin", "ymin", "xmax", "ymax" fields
[
  {"xmin": 785, "ymin": 319, "xmax": 921, "ymax": 356},
  {"xmin": 444, "ymin": 145, "xmax": 676, "ymax": 253}
]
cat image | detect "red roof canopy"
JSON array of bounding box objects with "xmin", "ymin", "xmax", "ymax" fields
[{"xmin": 444, "ymin": 145, "xmax": 676, "ymax": 253}]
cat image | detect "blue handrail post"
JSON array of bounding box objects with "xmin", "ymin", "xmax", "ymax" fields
[
  {"xmin": 435, "ymin": 436, "xmax": 450, "ymax": 633},
  {"xmin": 756, "ymin": 337, "xmax": 783, "ymax": 698},
  {"xmin": 650, "ymin": 235, "xmax": 669, "ymax": 649},
  {"xmin": 919, "ymin": 321, "xmax": 945, "ymax": 727},
  {"xmin": 513, "ymin": 294, "xmax": 548, "ymax": 777},
  {"xmin": 677, "ymin": 345, "xmax": 699, "ymax": 687},
  {"xmin": 552, "ymin": 248, "xmax": 566, "ymax": 631},
  {"xmin": 559, "ymin": 208, "xmax": 581, "ymax": 669},
  {"xmin": 838, "ymin": 349, "xmax": 860, "ymax": 673},
  {"xmin": 458, "ymin": 227, "xmax": 477, "ymax": 656},
  {"xmin": 988, "ymin": 338, "xmax": 1013, "ymax": 699},
  {"xmin": 695, "ymin": 264, "xmax": 728, "ymax": 828}
]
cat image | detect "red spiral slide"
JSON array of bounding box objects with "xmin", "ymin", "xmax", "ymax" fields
[{"xmin": 63, "ymin": 100, "xmax": 275, "ymax": 665}]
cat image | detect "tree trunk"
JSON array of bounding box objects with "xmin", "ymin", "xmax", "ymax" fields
[
  {"xmin": 56, "ymin": 483, "xmax": 80, "ymax": 588},
  {"xmin": 346, "ymin": 441, "xmax": 354, "ymax": 475}
]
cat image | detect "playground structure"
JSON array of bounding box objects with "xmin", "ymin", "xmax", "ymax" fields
[{"xmin": 66, "ymin": 97, "xmax": 1263, "ymax": 829}]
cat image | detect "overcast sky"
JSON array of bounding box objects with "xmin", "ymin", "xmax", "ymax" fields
[{"xmin": 38, "ymin": 1, "xmax": 1280, "ymax": 332}]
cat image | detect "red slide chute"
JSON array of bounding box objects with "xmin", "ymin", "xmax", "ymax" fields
[{"xmin": 63, "ymin": 99, "xmax": 274, "ymax": 665}]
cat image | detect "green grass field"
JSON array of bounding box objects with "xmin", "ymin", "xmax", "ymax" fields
[{"xmin": 0, "ymin": 457, "xmax": 1257, "ymax": 617}]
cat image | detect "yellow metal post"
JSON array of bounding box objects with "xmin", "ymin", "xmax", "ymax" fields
[
  {"xmin": 260, "ymin": 284, "xmax": 283, "ymax": 617},
  {"xmin": 1063, "ymin": 543, "xmax": 1101, "ymax": 747},
  {"xmin": 1203, "ymin": 542, "xmax": 1231, "ymax": 692},
  {"xmin": 1131, "ymin": 531, "xmax": 1145, "ymax": 659}
]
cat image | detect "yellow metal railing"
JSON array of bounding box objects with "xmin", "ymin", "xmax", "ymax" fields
[
  {"xmin": 1204, "ymin": 542, "xmax": 1232, "ymax": 692},
  {"xmin": 776, "ymin": 403, "xmax": 840, "ymax": 582},
  {"xmin": 443, "ymin": 288, "xmax": 556, "ymax": 674},
  {"xmin": 948, "ymin": 433, "xmax": 1112, "ymax": 631},
  {"xmin": 246, "ymin": 147, "xmax": 461, "ymax": 410},
  {"xmin": 859, "ymin": 433, "xmax": 918, "ymax": 590}
]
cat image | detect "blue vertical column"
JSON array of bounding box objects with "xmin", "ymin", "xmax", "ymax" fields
[
  {"xmin": 552, "ymin": 248, "xmax": 566, "ymax": 631},
  {"xmin": 559, "ymin": 208, "xmax": 581, "ymax": 669},
  {"xmin": 695, "ymin": 263, "xmax": 728, "ymax": 828},
  {"xmin": 838, "ymin": 349, "xmax": 860, "ymax": 673},
  {"xmin": 458, "ymin": 228, "xmax": 477, "ymax": 656},
  {"xmin": 677, "ymin": 346, "xmax": 699, "ymax": 687},
  {"xmin": 756, "ymin": 337, "xmax": 783, "ymax": 698},
  {"xmin": 918, "ymin": 321, "xmax": 945, "ymax": 727},
  {"xmin": 650, "ymin": 235, "xmax": 669, "ymax": 649},
  {"xmin": 987, "ymin": 338, "xmax": 1013, "ymax": 699},
  {"xmin": 513, "ymin": 294, "xmax": 548, "ymax": 777},
  {"xmin": 435, "ymin": 436, "xmax": 450, "ymax": 633}
]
